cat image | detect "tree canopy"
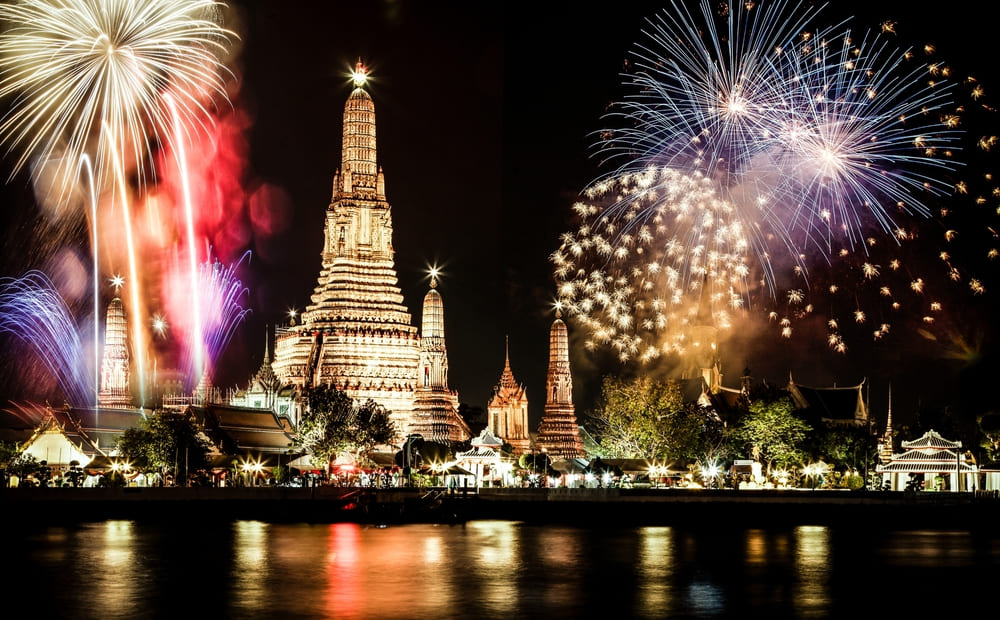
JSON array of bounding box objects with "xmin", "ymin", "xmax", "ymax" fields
[
  {"xmin": 587, "ymin": 375, "xmax": 722, "ymax": 462},
  {"xmin": 114, "ymin": 411, "xmax": 210, "ymax": 482},
  {"xmin": 730, "ymin": 395, "xmax": 810, "ymax": 471},
  {"xmin": 295, "ymin": 384, "xmax": 396, "ymax": 469}
]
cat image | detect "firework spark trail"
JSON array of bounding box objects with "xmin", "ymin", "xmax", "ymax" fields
[
  {"xmin": 0, "ymin": 270, "xmax": 94, "ymax": 406},
  {"xmin": 0, "ymin": 0, "xmax": 235, "ymax": 197},
  {"xmin": 78, "ymin": 154, "xmax": 100, "ymax": 411},
  {"xmin": 179, "ymin": 250, "xmax": 250, "ymax": 389},
  {"xmin": 166, "ymin": 93, "xmax": 204, "ymax": 384},
  {"xmin": 557, "ymin": 0, "xmax": 990, "ymax": 363},
  {"xmin": 0, "ymin": 0, "xmax": 236, "ymax": 403}
]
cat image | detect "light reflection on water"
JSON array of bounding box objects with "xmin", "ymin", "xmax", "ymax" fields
[{"xmin": 11, "ymin": 520, "xmax": 1000, "ymax": 619}]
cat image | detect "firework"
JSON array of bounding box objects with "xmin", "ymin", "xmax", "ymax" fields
[
  {"xmin": 557, "ymin": 0, "xmax": 995, "ymax": 362},
  {"xmin": 0, "ymin": 0, "xmax": 235, "ymax": 195},
  {"xmin": 168, "ymin": 250, "xmax": 251, "ymax": 389},
  {"xmin": 0, "ymin": 270, "xmax": 94, "ymax": 406},
  {"xmin": 0, "ymin": 0, "xmax": 237, "ymax": 404}
]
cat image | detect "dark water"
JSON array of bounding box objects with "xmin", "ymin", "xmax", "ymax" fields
[{"xmin": 8, "ymin": 519, "xmax": 999, "ymax": 619}]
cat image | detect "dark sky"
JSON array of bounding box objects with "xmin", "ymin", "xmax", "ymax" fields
[{"xmin": 2, "ymin": 1, "xmax": 998, "ymax": 432}]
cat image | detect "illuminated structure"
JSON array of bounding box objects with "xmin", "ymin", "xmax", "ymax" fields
[
  {"xmin": 685, "ymin": 275, "xmax": 721, "ymax": 394},
  {"xmin": 536, "ymin": 310, "xmax": 583, "ymax": 458},
  {"xmin": 486, "ymin": 337, "xmax": 531, "ymax": 455},
  {"xmin": 409, "ymin": 275, "xmax": 470, "ymax": 443},
  {"xmin": 876, "ymin": 429, "xmax": 978, "ymax": 491},
  {"xmin": 230, "ymin": 326, "xmax": 301, "ymax": 425},
  {"xmin": 879, "ymin": 385, "xmax": 895, "ymax": 464},
  {"xmin": 272, "ymin": 63, "xmax": 467, "ymax": 443},
  {"xmin": 98, "ymin": 297, "xmax": 131, "ymax": 408}
]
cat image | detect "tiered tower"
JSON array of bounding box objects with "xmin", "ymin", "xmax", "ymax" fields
[
  {"xmin": 685, "ymin": 273, "xmax": 721, "ymax": 392},
  {"xmin": 879, "ymin": 384, "xmax": 895, "ymax": 464},
  {"xmin": 409, "ymin": 274, "xmax": 470, "ymax": 443},
  {"xmin": 272, "ymin": 62, "xmax": 420, "ymax": 435},
  {"xmin": 98, "ymin": 296, "xmax": 131, "ymax": 408},
  {"xmin": 536, "ymin": 310, "xmax": 583, "ymax": 458},
  {"xmin": 487, "ymin": 336, "xmax": 531, "ymax": 455}
]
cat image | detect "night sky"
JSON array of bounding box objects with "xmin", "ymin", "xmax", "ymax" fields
[{"xmin": 1, "ymin": 1, "xmax": 997, "ymax": 433}]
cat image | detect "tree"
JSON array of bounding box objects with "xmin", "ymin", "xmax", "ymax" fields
[
  {"xmin": 114, "ymin": 411, "xmax": 210, "ymax": 484},
  {"xmin": 0, "ymin": 440, "xmax": 37, "ymax": 482},
  {"xmin": 805, "ymin": 423, "xmax": 878, "ymax": 476},
  {"xmin": 978, "ymin": 412, "xmax": 1000, "ymax": 463},
  {"xmin": 296, "ymin": 385, "xmax": 397, "ymax": 470},
  {"xmin": 730, "ymin": 395, "xmax": 810, "ymax": 472},
  {"xmin": 587, "ymin": 375, "xmax": 684, "ymax": 459}
]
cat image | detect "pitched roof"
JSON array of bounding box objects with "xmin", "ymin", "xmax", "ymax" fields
[
  {"xmin": 876, "ymin": 429, "xmax": 976, "ymax": 474},
  {"xmin": 787, "ymin": 379, "xmax": 867, "ymax": 424},
  {"xmin": 902, "ymin": 429, "xmax": 961, "ymax": 450},
  {"xmin": 190, "ymin": 404, "xmax": 295, "ymax": 453}
]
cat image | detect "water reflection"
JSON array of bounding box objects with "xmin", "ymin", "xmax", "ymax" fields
[
  {"xmin": 232, "ymin": 521, "xmax": 269, "ymax": 614},
  {"xmin": 794, "ymin": 526, "xmax": 831, "ymax": 617},
  {"xmin": 468, "ymin": 521, "xmax": 518, "ymax": 615},
  {"xmin": 637, "ymin": 527, "xmax": 673, "ymax": 613},
  {"xmin": 10, "ymin": 520, "xmax": 1000, "ymax": 619}
]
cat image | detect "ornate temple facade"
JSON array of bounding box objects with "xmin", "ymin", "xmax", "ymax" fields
[
  {"xmin": 408, "ymin": 276, "xmax": 470, "ymax": 443},
  {"xmin": 230, "ymin": 326, "xmax": 301, "ymax": 426},
  {"xmin": 271, "ymin": 64, "xmax": 467, "ymax": 444},
  {"xmin": 98, "ymin": 296, "xmax": 131, "ymax": 408},
  {"xmin": 684, "ymin": 275, "xmax": 722, "ymax": 395},
  {"xmin": 486, "ymin": 338, "xmax": 531, "ymax": 455},
  {"xmin": 536, "ymin": 311, "xmax": 583, "ymax": 458}
]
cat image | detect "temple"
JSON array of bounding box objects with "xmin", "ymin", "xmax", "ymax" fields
[
  {"xmin": 408, "ymin": 274, "xmax": 470, "ymax": 444},
  {"xmin": 98, "ymin": 296, "xmax": 131, "ymax": 408},
  {"xmin": 486, "ymin": 337, "xmax": 531, "ymax": 455},
  {"xmin": 536, "ymin": 310, "xmax": 584, "ymax": 457},
  {"xmin": 271, "ymin": 62, "xmax": 466, "ymax": 443}
]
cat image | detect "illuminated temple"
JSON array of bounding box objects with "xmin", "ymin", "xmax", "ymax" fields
[
  {"xmin": 409, "ymin": 275, "xmax": 470, "ymax": 443},
  {"xmin": 98, "ymin": 296, "xmax": 131, "ymax": 408},
  {"xmin": 271, "ymin": 64, "xmax": 468, "ymax": 443},
  {"xmin": 486, "ymin": 337, "xmax": 531, "ymax": 455},
  {"xmin": 535, "ymin": 311, "xmax": 584, "ymax": 457}
]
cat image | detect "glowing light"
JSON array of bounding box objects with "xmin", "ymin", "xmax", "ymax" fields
[
  {"xmin": 0, "ymin": 271, "xmax": 94, "ymax": 406},
  {"xmin": 351, "ymin": 60, "xmax": 368, "ymax": 88},
  {"xmin": 553, "ymin": 0, "xmax": 996, "ymax": 362},
  {"xmin": 0, "ymin": 0, "xmax": 235, "ymax": 196}
]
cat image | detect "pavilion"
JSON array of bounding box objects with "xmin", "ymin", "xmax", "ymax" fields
[{"xmin": 876, "ymin": 429, "xmax": 978, "ymax": 491}]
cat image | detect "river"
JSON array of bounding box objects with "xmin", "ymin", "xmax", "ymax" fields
[{"xmin": 10, "ymin": 518, "xmax": 999, "ymax": 619}]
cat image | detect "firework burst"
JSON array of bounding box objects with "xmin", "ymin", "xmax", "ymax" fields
[
  {"xmin": 556, "ymin": 0, "xmax": 997, "ymax": 364},
  {"xmin": 0, "ymin": 270, "xmax": 94, "ymax": 406},
  {"xmin": 0, "ymin": 0, "xmax": 235, "ymax": 197}
]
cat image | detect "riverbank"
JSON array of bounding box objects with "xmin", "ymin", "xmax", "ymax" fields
[{"xmin": 3, "ymin": 486, "xmax": 999, "ymax": 529}]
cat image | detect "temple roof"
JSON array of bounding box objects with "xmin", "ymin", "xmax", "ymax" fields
[
  {"xmin": 471, "ymin": 427, "xmax": 503, "ymax": 448},
  {"xmin": 490, "ymin": 337, "xmax": 526, "ymax": 405},
  {"xmin": 876, "ymin": 429, "xmax": 976, "ymax": 474},
  {"xmin": 786, "ymin": 378, "xmax": 867, "ymax": 423},
  {"xmin": 189, "ymin": 404, "xmax": 295, "ymax": 453},
  {"xmin": 901, "ymin": 429, "xmax": 961, "ymax": 450}
]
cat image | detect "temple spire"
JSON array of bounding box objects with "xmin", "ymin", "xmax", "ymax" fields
[{"xmin": 536, "ymin": 310, "xmax": 584, "ymax": 458}]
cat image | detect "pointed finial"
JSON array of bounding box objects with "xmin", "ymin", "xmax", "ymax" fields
[
  {"xmin": 428, "ymin": 266, "xmax": 439, "ymax": 289},
  {"xmin": 109, "ymin": 274, "xmax": 124, "ymax": 292},
  {"xmin": 351, "ymin": 59, "xmax": 368, "ymax": 87}
]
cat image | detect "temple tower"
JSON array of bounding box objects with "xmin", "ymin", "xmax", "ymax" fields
[
  {"xmin": 879, "ymin": 384, "xmax": 895, "ymax": 464},
  {"xmin": 410, "ymin": 274, "xmax": 470, "ymax": 443},
  {"xmin": 98, "ymin": 297, "xmax": 131, "ymax": 408},
  {"xmin": 487, "ymin": 336, "xmax": 531, "ymax": 455},
  {"xmin": 272, "ymin": 61, "xmax": 420, "ymax": 435},
  {"xmin": 536, "ymin": 310, "xmax": 583, "ymax": 458},
  {"xmin": 686, "ymin": 273, "xmax": 721, "ymax": 392}
]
